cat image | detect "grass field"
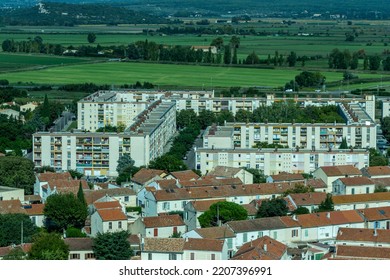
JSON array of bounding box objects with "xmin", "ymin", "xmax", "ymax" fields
[{"xmin": 0, "ymin": 61, "xmax": 385, "ymax": 89}]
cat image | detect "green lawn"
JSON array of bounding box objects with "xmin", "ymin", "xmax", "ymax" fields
[{"xmin": 0, "ymin": 61, "xmax": 385, "ymax": 88}]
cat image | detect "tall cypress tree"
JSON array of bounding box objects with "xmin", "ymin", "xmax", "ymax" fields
[{"xmin": 77, "ymin": 182, "xmax": 86, "ymax": 206}]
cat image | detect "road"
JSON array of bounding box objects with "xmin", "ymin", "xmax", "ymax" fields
[{"xmin": 183, "ymin": 131, "xmax": 204, "ymax": 170}]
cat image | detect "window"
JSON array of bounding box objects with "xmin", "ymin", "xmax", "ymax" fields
[
  {"xmin": 190, "ymin": 253, "xmax": 195, "ymax": 260},
  {"xmin": 169, "ymin": 253, "xmax": 177, "ymax": 260},
  {"xmin": 304, "ymin": 229, "xmax": 308, "ymax": 237},
  {"xmin": 366, "ymin": 187, "xmax": 369, "ymax": 194},
  {"xmin": 211, "ymin": 254, "xmax": 216, "ymax": 260},
  {"xmin": 85, "ymin": 253, "xmax": 95, "ymax": 259},
  {"xmin": 173, "ymin": 227, "xmax": 177, "ymax": 234},
  {"xmin": 124, "ymin": 196, "xmax": 129, "ymax": 202},
  {"xmin": 108, "ymin": 222, "xmax": 112, "ymax": 230},
  {"xmin": 291, "ymin": 229, "xmax": 298, "ymax": 237},
  {"xmin": 118, "ymin": 221, "xmax": 122, "ymax": 229},
  {"xmin": 154, "ymin": 228, "xmax": 158, "ymax": 237},
  {"xmin": 70, "ymin": 253, "xmax": 80, "ymax": 260},
  {"xmin": 148, "ymin": 253, "xmax": 152, "ymax": 260},
  {"xmin": 243, "ymin": 233, "xmax": 248, "ymax": 243}
]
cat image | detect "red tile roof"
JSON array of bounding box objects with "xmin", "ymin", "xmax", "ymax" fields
[
  {"xmin": 336, "ymin": 227, "xmax": 390, "ymax": 244},
  {"xmin": 0, "ymin": 243, "xmax": 31, "ymax": 257},
  {"xmin": 25, "ymin": 204, "xmax": 45, "ymax": 215},
  {"xmin": 288, "ymin": 192, "xmax": 327, "ymax": 207},
  {"xmin": 131, "ymin": 168, "xmax": 166, "ymax": 185},
  {"xmin": 94, "ymin": 200, "xmax": 121, "ymax": 210},
  {"xmin": 319, "ymin": 165, "xmax": 362, "ymax": 176},
  {"xmin": 333, "ymin": 192, "xmax": 390, "ymax": 204},
  {"xmin": 155, "ymin": 179, "xmax": 178, "ymax": 190},
  {"xmin": 270, "ymin": 173, "xmax": 304, "ymax": 182},
  {"xmin": 194, "ymin": 226, "xmax": 236, "ymax": 239},
  {"xmin": 96, "ymin": 209, "xmax": 127, "ymax": 221},
  {"xmin": 183, "ymin": 238, "xmax": 224, "ymax": 252},
  {"xmin": 143, "ymin": 214, "xmax": 185, "ymax": 228},
  {"xmin": 64, "ymin": 238, "xmax": 93, "ymax": 251},
  {"xmin": 358, "ymin": 206, "xmax": 390, "ymax": 221},
  {"xmin": 338, "ymin": 177, "xmax": 374, "ymax": 186},
  {"xmin": 84, "ymin": 188, "xmax": 135, "ymax": 205},
  {"xmin": 294, "ymin": 210, "xmax": 364, "ymax": 228},
  {"xmin": 189, "ymin": 199, "xmax": 225, "ymax": 211},
  {"xmin": 335, "ymin": 245, "xmax": 390, "ymax": 259},
  {"xmin": 0, "ymin": 200, "xmax": 26, "ymax": 214},
  {"xmin": 179, "ymin": 177, "xmax": 242, "ymax": 188},
  {"xmin": 169, "ymin": 170, "xmax": 200, "ymax": 181},
  {"xmin": 207, "ymin": 166, "xmax": 242, "ymax": 178},
  {"xmin": 143, "ymin": 238, "xmax": 185, "ymax": 253},
  {"xmin": 363, "ymin": 166, "xmax": 390, "ymax": 177},
  {"xmin": 231, "ymin": 236, "xmax": 287, "ymax": 260}
]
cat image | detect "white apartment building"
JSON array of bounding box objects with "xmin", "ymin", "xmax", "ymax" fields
[
  {"xmin": 33, "ymin": 101, "xmax": 176, "ymax": 176},
  {"xmin": 195, "ymin": 147, "xmax": 369, "ymax": 175},
  {"xmin": 203, "ymin": 121, "xmax": 376, "ymax": 151}
]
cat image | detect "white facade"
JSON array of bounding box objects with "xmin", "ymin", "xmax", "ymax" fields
[
  {"xmin": 196, "ymin": 148, "xmax": 369, "ymax": 176},
  {"xmin": 90, "ymin": 211, "xmax": 128, "ymax": 237},
  {"xmin": 0, "ymin": 186, "xmax": 25, "ymax": 202}
]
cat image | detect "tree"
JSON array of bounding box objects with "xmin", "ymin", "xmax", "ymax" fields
[
  {"xmin": 223, "ymin": 44, "xmax": 231, "ymax": 65},
  {"xmin": 3, "ymin": 247, "xmax": 27, "ymax": 260},
  {"xmin": 230, "ymin": 36, "xmax": 240, "ymax": 64},
  {"xmin": 148, "ymin": 154, "xmax": 187, "ymax": 172},
  {"xmin": 28, "ymin": 232, "xmax": 69, "ymax": 260},
  {"xmin": 283, "ymin": 184, "xmax": 314, "ymax": 195},
  {"xmin": 68, "ymin": 169, "xmax": 83, "ymax": 179},
  {"xmin": 216, "ymin": 110, "xmax": 234, "ymax": 125},
  {"xmin": 244, "ymin": 51, "xmax": 260, "ymax": 64},
  {"xmin": 287, "ymin": 51, "xmax": 297, "ymax": 67},
  {"xmin": 374, "ymin": 185, "xmax": 388, "ymax": 193},
  {"xmin": 0, "ymin": 156, "xmax": 35, "ymax": 194},
  {"xmin": 210, "ymin": 37, "xmax": 224, "ymax": 52},
  {"xmin": 197, "ymin": 110, "xmax": 216, "ymax": 129},
  {"xmin": 0, "ymin": 214, "xmax": 38, "ymax": 247},
  {"xmin": 369, "ymin": 54, "xmax": 381, "ymax": 70},
  {"xmin": 369, "ymin": 148, "xmax": 388, "ymax": 166},
  {"xmin": 198, "ymin": 201, "xmax": 248, "ymax": 228},
  {"xmin": 256, "ymin": 198, "xmax": 288, "ymax": 218},
  {"xmin": 77, "ymin": 182, "xmax": 86, "ymax": 206},
  {"xmin": 291, "ymin": 206, "xmax": 310, "ymax": 215},
  {"xmin": 176, "ymin": 109, "xmax": 197, "ymax": 129},
  {"xmin": 383, "ymin": 57, "xmax": 390, "ymax": 71},
  {"xmin": 295, "ymin": 71, "xmax": 325, "ymax": 88},
  {"xmin": 93, "ymin": 231, "xmax": 133, "ymax": 260},
  {"xmin": 87, "ymin": 33, "xmax": 96, "ymax": 44},
  {"xmin": 244, "ymin": 168, "xmax": 266, "ymax": 183},
  {"xmin": 339, "ymin": 137, "xmax": 348, "ymax": 149},
  {"xmin": 44, "ymin": 193, "xmax": 88, "ymax": 232},
  {"xmin": 116, "ymin": 154, "xmax": 135, "ymax": 175},
  {"xmin": 65, "ymin": 227, "xmax": 87, "ymax": 238},
  {"xmin": 317, "ymin": 193, "xmax": 334, "ymax": 212}
]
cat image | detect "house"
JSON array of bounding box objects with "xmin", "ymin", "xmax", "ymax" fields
[
  {"xmin": 336, "ymin": 227, "xmax": 390, "ymax": 248},
  {"xmin": 84, "ymin": 187, "xmax": 136, "ymax": 207},
  {"xmin": 0, "ymin": 109, "xmax": 22, "ymax": 121},
  {"xmin": 296, "ymin": 210, "xmax": 365, "ymax": 243},
  {"xmin": 166, "ymin": 170, "xmax": 200, "ymax": 182},
  {"xmin": 231, "ymin": 236, "xmax": 288, "ymax": 260},
  {"xmin": 0, "ymin": 244, "xmax": 31, "ymax": 260},
  {"xmin": 332, "ymin": 177, "xmax": 375, "ymax": 195},
  {"xmin": 370, "ymin": 177, "xmax": 390, "ymax": 191},
  {"xmin": 178, "ymin": 177, "xmax": 243, "ymax": 188},
  {"xmin": 330, "ymin": 245, "xmax": 390, "ymax": 260},
  {"xmin": 90, "ymin": 200, "xmax": 128, "ymax": 237},
  {"xmin": 266, "ymin": 173, "xmax": 304, "ymax": 183},
  {"xmin": 304, "ymin": 243, "xmax": 331, "ymax": 260},
  {"xmin": 333, "ymin": 192, "xmax": 390, "ymax": 211},
  {"xmin": 25, "ymin": 204, "xmax": 45, "ymax": 227},
  {"xmin": 34, "ymin": 172, "xmax": 89, "ymax": 203},
  {"xmin": 242, "ymin": 203, "xmax": 258, "ymax": 219},
  {"xmin": 131, "ymin": 168, "xmax": 167, "ymax": 192},
  {"xmin": 129, "ymin": 214, "xmax": 186, "ymax": 238},
  {"xmin": 313, "ymin": 165, "xmax": 362, "ymax": 192},
  {"xmin": 64, "ymin": 238, "xmax": 95, "ymax": 260},
  {"xmin": 128, "ymin": 234, "xmax": 141, "ymax": 256},
  {"xmin": 361, "ymin": 166, "xmax": 390, "ymax": 178},
  {"xmin": 358, "ymin": 206, "xmax": 390, "ymax": 229},
  {"xmin": 191, "ymin": 46, "xmax": 217, "ymax": 54},
  {"xmin": 206, "ymin": 166, "xmax": 253, "ymax": 184},
  {"xmin": 285, "ymin": 192, "xmax": 327, "ymax": 213},
  {"xmin": 20, "ymin": 102, "xmax": 39, "ymax": 113},
  {"xmin": 184, "ymin": 199, "xmax": 225, "ymax": 231},
  {"xmin": 0, "ymin": 186, "xmax": 25, "ymax": 202},
  {"xmin": 182, "ymin": 226, "xmax": 236, "ymax": 258},
  {"xmin": 183, "ymin": 238, "xmax": 227, "ymax": 260},
  {"xmin": 0, "ymin": 200, "xmax": 26, "ymax": 214},
  {"xmin": 141, "ymin": 238, "xmax": 185, "ymax": 260}
]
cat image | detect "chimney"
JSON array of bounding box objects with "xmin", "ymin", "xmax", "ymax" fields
[
  {"xmin": 292, "ymin": 214, "xmax": 298, "ymax": 221},
  {"xmin": 326, "ymin": 212, "xmax": 330, "ymax": 219},
  {"xmin": 263, "ymin": 244, "xmax": 267, "ymax": 252},
  {"xmin": 374, "ymin": 229, "xmax": 378, "ymax": 237}
]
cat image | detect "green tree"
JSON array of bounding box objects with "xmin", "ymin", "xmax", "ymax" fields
[
  {"xmin": 256, "ymin": 198, "xmax": 288, "ymax": 218},
  {"xmin": 283, "ymin": 184, "xmax": 314, "ymax": 195},
  {"xmin": 65, "ymin": 227, "xmax": 87, "ymax": 238},
  {"xmin": 148, "ymin": 154, "xmax": 187, "ymax": 172},
  {"xmin": 235, "ymin": 109, "xmax": 253, "ymax": 123},
  {"xmin": 291, "ymin": 206, "xmax": 310, "ymax": 215},
  {"xmin": 210, "ymin": 37, "xmax": 224, "ymax": 52},
  {"xmin": 287, "ymin": 51, "xmax": 297, "ymax": 67},
  {"xmin": 77, "ymin": 181, "xmax": 86, "ymax": 206},
  {"xmin": 44, "ymin": 193, "xmax": 88, "ymax": 232},
  {"xmin": 216, "ymin": 110, "xmax": 235, "ymax": 125},
  {"xmin": 317, "ymin": 193, "xmax": 334, "ymax": 212},
  {"xmin": 244, "ymin": 51, "xmax": 260, "ymax": 64},
  {"xmin": 197, "ymin": 110, "xmax": 216, "ymax": 129},
  {"xmin": 230, "ymin": 36, "xmax": 240, "ymax": 64},
  {"xmin": 223, "ymin": 44, "xmax": 231, "ymax": 65},
  {"xmin": 0, "ymin": 214, "xmax": 38, "ymax": 247},
  {"xmin": 244, "ymin": 168, "xmax": 266, "ymax": 183},
  {"xmin": 3, "ymin": 247, "xmax": 27, "ymax": 260},
  {"xmin": 198, "ymin": 201, "xmax": 248, "ymax": 228},
  {"xmin": 374, "ymin": 185, "xmax": 388, "ymax": 193},
  {"xmin": 28, "ymin": 232, "xmax": 69, "ymax": 260},
  {"xmin": 176, "ymin": 109, "xmax": 197, "ymax": 129},
  {"xmin": 116, "ymin": 154, "xmax": 135, "ymax": 175},
  {"xmin": 0, "ymin": 156, "xmax": 35, "ymax": 194},
  {"xmin": 339, "ymin": 137, "xmax": 348, "ymax": 149},
  {"xmin": 369, "ymin": 54, "xmax": 381, "ymax": 70},
  {"xmin": 87, "ymin": 33, "xmax": 97, "ymax": 44},
  {"xmin": 295, "ymin": 71, "xmax": 325, "ymax": 88},
  {"xmin": 93, "ymin": 231, "xmax": 133, "ymax": 260},
  {"xmin": 369, "ymin": 148, "xmax": 388, "ymax": 166},
  {"xmin": 68, "ymin": 169, "xmax": 83, "ymax": 179},
  {"xmin": 383, "ymin": 57, "xmax": 390, "ymax": 71}
]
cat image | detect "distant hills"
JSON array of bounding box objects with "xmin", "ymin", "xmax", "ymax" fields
[{"xmin": 1, "ymin": 0, "xmax": 389, "ymax": 20}]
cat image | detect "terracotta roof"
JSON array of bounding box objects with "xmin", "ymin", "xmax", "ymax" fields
[
  {"xmin": 39, "ymin": 173, "xmax": 89, "ymax": 196},
  {"xmin": 336, "ymin": 227, "xmax": 390, "ymax": 244},
  {"xmin": 270, "ymin": 173, "xmax": 304, "ymax": 182},
  {"xmin": 306, "ymin": 178, "xmax": 327, "ymax": 189},
  {"xmin": 288, "ymin": 192, "xmax": 327, "ymax": 207},
  {"xmin": 359, "ymin": 206, "xmax": 390, "ymax": 221},
  {"xmin": 169, "ymin": 170, "xmax": 200, "ymax": 181},
  {"xmin": 242, "ymin": 203, "xmax": 258, "ymax": 216},
  {"xmin": 227, "ymin": 217, "xmax": 289, "ymax": 233},
  {"xmin": 151, "ymin": 182, "xmax": 301, "ymax": 202},
  {"xmin": 183, "ymin": 238, "xmax": 224, "ymax": 252},
  {"xmin": 189, "ymin": 199, "xmax": 225, "ymax": 211},
  {"xmin": 155, "ymin": 179, "xmax": 178, "ymax": 190},
  {"xmin": 96, "ymin": 209, "xmax": 127, "ymax": 221},
  {"xmin": 231, "ymin": 236, "xmax": 287, "ymax": 260},
  {"xmin": 363, "ymin": 166, "xmax": 390, "ymax": 177},
  {"xmin": 25, "ymin": 204, "xmax": 45, "ymax": 215},
  {"xmin": 194, "ymin": 226, "xmax": 236, "ymax": 239},
  {"xmin": 338, "ymin": 177, "xmax": 374, "ymax": 186},
  {"xmin": 143, "ymin": 238, "xmax": 185, "ymax": 253},
  {"xmin": 84, "ymin": 188, "xmax": 135, "ymax": 205},
  {"xmin": 37, "ymin": 172, "xmax": 73, "ymax": 182},
  {"xmin": 64, "ymin": 238, "xmax": 93, "ymax": 251},
  {"xmin": 143, "ymin": 214, "xmax": 185, "ymax": 228},
  {"xmin": 94, "ymin": 200, "xmax": 121, "ymax": 210},
  {"xmin": 132, "ymin": 168, "xmax": 166, "ymax": 185},
  {"xmin": 207, "ymin": 166, "xmax": 242, "ymax": 178},
  {"xmin": 319, "ymin": 165, "xmax": 362, "ymax": 176},
  {"xmin": 180, "ymin": 177, "xmax": 242, "ymax": 188},
  {"xmin": 333, "ymin": 192, "xmax": 390, "ymax": 204},
  {"xmin": 0, "ymin": 243, "xmax": 32, "ymax": 257},
  {"xmin": 0, "ymin": 200, "xmax": 26, "ymax": 214},
  {"xmin": 295, "ymin": 210, "xmax": 364, "ymax": 228},
  {"xmin": 279, "ymin": 216, "xmax": 301, "ymax": 228},
  {"xmin": 371, "ymin": 177, "xmax": 390, "ymax": 187},
  {"xmin": 127, "ymin": 234, "xmax": 140, "ymax": 245},
  {"xmin": 335, "ymin": 245, "xmax": 390, "ymax": 259},
  {"xmin": 24, "ymin": 195, "xmax": 42, "ymax": 202}
]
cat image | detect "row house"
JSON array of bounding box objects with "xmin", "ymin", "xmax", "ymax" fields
[
  {"xmin": 332, "ymin": 177, "xmax": 375, "ymax": 195},
  {"xmin": 90, "ymin": 200, "xmax": 127, "ymax": 237},
  {"xmin": 313, "ymin": 164, "xmax": 362, "ymax": 191},
  {"xmin": 336, "ymin": 227, "xmax": 390, "ymax": 248},
  {"xmin": 333, "ymin": 192, "xmax": 390, "ymax": 211},
  {"xmin": 358, "ymin": 206, "xmax": 390, "ymax": 230},
  {"xmin": 231, "ymin": 236, "xmax": 288, "ymax": 260},
  {"xmin": 329, "ymin": 245, "xmax": 390, "ymax": 260},
  {"xmin": 129, "ymin": 215, "xmax": 186, "ymax": 238}
]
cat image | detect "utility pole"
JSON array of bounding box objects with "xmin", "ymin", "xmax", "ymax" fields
[{"xmin": 21, "ymin": 220, "xmax": 24, "ymax": 245}]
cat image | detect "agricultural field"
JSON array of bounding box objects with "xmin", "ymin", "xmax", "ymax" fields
[{"xmin": 0, "ymin": 61, "xmax": 385, "ymax": 89}]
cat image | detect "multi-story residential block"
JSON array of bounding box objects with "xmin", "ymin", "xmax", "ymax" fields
[
  {"xmin": 33, "ymin": 101, "xmax": 176, "ymax": 176},
  {"xmin": 195, "ymin": 147, "xmax": 369, "ymax": 176}
]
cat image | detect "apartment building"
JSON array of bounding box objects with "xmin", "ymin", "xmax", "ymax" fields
[
  {"xmin": 33, "ymin": 101, "xmax": 176, "ymax": 176},
  {"xmin": 195, "ymin": 147, "xmax": 369, "ymax": 175}
]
